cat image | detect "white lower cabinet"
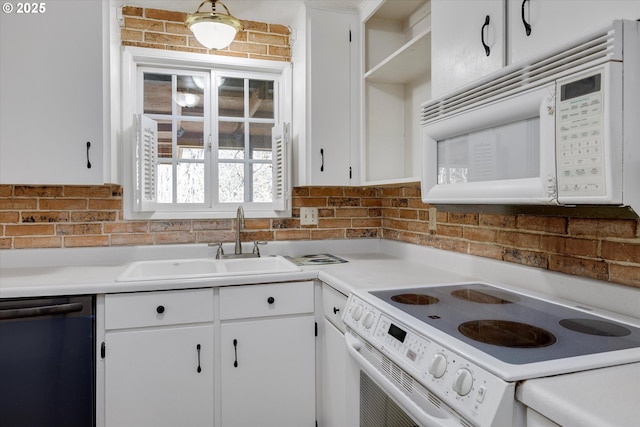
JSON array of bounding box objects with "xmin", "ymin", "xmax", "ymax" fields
[
  {"xmin": 100, "ymin": 282, "xmax": 317, "ymax": 427},
  {"xmin": 319, "ymin": 283, "xmax": 349, "ymax": 427},
  {"xmin": 219, "ymin": 281, "xmax": 316, "ymax": 427},
  {"xmin": 103, "ymin": 289, "xmax": 214, "ymax": 427}
]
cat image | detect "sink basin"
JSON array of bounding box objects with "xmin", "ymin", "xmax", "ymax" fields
[
  {"xmin": 116, "ymin": 256, "xmax": 301, "ymax": 282},
  {"xmin": 116, "ymin": 258, "xmax": 224, "ymax": 282},
  {"xmin": 220, "ymin": 256, "xmax": 301, "ymax": 274}
]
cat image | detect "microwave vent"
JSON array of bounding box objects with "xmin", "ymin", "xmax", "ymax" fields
[{"xmin": 421, "ymin": 23, "xmax": 622, "ymax": 125}]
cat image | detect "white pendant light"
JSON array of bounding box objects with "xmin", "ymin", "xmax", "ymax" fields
[{"xmin": 185, "ymin": 0, "xmax": 243, "ymax": 50}]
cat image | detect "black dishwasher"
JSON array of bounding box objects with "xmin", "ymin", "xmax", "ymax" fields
[{"xmin": 0, "ymin": 295, "xmax": 95, "ymax": 427}]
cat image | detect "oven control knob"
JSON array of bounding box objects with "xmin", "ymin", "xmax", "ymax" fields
[
  {"xmin": 452, "ymin": 368, "xmax": 473, "ymax": 396},
  {"xmin": 429, "ymin": 353, "xmax": 447, "ymax": 378},
  {"xmin": 363, "ymin": 312, "xmax": 375, "ymax": 329},
  {"xmin": 351, "ymin": 304, "xmax": 364, "ymax": 321}
]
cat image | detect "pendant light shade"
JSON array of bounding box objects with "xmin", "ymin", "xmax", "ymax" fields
[{"xmin": 185, "ymin": 0, "xmax": 243, "ymax": 50}]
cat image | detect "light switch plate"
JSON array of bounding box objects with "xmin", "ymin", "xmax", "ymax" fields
[{"xmin": 300, "ymin": 207, "xmax": 318, "ymax": 225}]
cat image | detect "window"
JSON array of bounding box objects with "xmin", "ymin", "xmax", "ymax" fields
[{"xmin": 122, "ymin": 47, "xmax": 291, "ymax": 219}]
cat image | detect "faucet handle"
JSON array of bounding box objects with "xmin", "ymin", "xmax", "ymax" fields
[
  {"xmin": 209, "ymin": 242, "xmax": 224, "ymax": 259},
  {"xmin": 252, "ymin": 241, "xmax": 267, "ymax": 257}
]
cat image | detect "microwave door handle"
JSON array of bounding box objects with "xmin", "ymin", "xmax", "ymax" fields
[{"xmin": 345, "ymin": 332, "xmax": 461, "ymax": 427}]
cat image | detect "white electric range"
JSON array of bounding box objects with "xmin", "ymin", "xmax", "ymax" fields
[{"xmin": 343, "ymin": 282, "xmax": 640, "ymax": 426}]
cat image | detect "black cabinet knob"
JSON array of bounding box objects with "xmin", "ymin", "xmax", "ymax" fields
[
  {"xmin": 267, "ymin": 297, "xmax": 275, "ymax": 304},
  {"xmin": 156, "ymin": 305, "xmax": 165, "ymax": 314}
]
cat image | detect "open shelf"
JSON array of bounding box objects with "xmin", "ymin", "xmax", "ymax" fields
[
  {"xmin": 364, "ymin": 26, "xmax": 431, "ymax": 84},
  {"xmin": 361, "ymin": 0, "xmax": 432, "ymax": 184}
]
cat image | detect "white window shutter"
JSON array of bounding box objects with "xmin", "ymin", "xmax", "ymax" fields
[
  {"xmin": 136, "ymin": 114, "xmax": 158, "ymax": 211},
  {"xmin": 272, "ymin": 122, "xmax": 290, "ymax": 211}
]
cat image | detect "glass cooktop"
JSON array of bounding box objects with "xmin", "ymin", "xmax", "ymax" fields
[{"xmin": 370, "ymin": 283, "xmax": 640, "ymax": 364}]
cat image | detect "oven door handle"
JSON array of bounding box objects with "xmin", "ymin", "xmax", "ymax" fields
[{"xmin": 345, "ymin": 333, "xmax": 460, "ymax": 427}]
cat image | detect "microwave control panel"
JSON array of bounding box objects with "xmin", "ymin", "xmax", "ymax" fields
[{"xmin": 556, "ymin": 72, "xmax": 606, "ymax": 198}]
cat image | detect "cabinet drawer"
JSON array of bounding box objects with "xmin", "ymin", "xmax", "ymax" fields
[
  {"xmin": 322, "ymin": 283, "xmax": 348, "ymax": 333},
  {"xmin": 220, "ymin": 281, "xmax": 314, "ymax": 320},
  {"xmin": 105, "ymin": 288, "xmax": 214, "ymax": 330}
]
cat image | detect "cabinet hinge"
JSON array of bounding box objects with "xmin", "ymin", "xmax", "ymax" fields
[
  {"xmin": 315, "ymin": 322, "xmax": 318, "ymax": 337},
  {"xmin": 101, "ymin": 342, "xmax": 106, "ymax": 359}
]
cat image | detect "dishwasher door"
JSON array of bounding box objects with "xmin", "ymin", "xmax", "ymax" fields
[{"xmin": 0, "ymin": 295, "xmax": 95, "ymax": 427}]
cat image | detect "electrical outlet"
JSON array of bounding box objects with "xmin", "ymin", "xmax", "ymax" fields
[
  {"xmin": 300, "ymin": 207, "xmax": 318, "ymax": 226},
  {"xmin": 428, "ymin": 207, "xmax": 437, "ymax": 231}
]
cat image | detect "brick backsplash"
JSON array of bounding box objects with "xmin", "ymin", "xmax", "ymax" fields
[
  {"xmin": 120, "ymin": 6, "xmax": 291, "ymax": 62},
  {"xmin": 2, "ymin": 9, "xmax": 639, "ymax": 289},
  {"xmin": 1, "ymin": 183, "xmax": 639, "ymax": 289}
]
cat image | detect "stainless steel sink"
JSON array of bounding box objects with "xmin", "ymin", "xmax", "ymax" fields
[{"xmin": 116, "ymin": 256, "xmax": 301, "ymax": 282}]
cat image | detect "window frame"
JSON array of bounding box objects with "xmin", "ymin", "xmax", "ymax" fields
[{"xmin": 121, "ymin": 47, "xmax": 292, "ymax": 220}]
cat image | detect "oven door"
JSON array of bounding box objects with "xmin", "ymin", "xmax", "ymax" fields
[{"xmin": 345, "ymin": 332, "xmax": 467, "ymax": 427}]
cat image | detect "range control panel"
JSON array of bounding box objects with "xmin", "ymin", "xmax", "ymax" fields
[
  {"xmin": 343, "ymin": 294, "xmax": 513, "ymax": 426},
  {"xmin": 556, "ymin": 70, "xmax": 607, "ymax": 198}
]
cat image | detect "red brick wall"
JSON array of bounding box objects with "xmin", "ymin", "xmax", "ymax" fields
[
  {"xmin": 0, "ymin": 184, "xmax": 381, "ymax": 248},
  {"xmin": 1, "ymin": 183, "xmax": 639, "ymax": 289},
  {"xmin": 120, "ymin": 6, "xmax": 291, "ymax": 62},
  {"xmin": 380, "ymin": 183, "xmax": 640, "ymax": 288}
]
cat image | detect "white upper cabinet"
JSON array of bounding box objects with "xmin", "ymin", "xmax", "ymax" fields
[
  {"xmin": 292, "ymin": 6, "xmax": 359, "ymax": 186},
  {"xmin": 431, "ymin": 0, "xmax": 505, "ymax": 98},
  {"xmin": 0, "ymin": 0, "xmax": 108, "ymax": 185},
  {"xmin": 362, "ymin": 0, "xmax": 431, "ymax": 184},
  {"xmin": 508, "ymin": 0, "xmax": 640, "ymax": 64},
  {"xmin": 431, "ymin": 0, "xmax": 640, "ymax": 98}
]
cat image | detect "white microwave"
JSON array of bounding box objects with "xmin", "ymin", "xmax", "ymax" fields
[{"xmin": 420, "ymin": 19, "xmax": 640, "ymax": 214}]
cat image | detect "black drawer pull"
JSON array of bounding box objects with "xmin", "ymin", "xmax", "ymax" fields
[
  {"xmin": 521, "ymin": 0, "xmax": 532, "ymax": 36},
  {"xmin": 233, "ymin": 339, "xmax": 238, "ymax": 368},
  {"xmin": 333, "ymin": 307, "xmax": 340, "ymax": 314},
  {"xmin": 196, "ymin": 344, "xmax": 202, "ymax": 373},
  {"xmin": 86, "ymin": 141, "xmax": 92, "ymax": 169},
  {"xmin": 267, "ymin": 296, "xmax": 275, "ymax": 304},
  {"xmin": 481, "ymin": 15, "xmax": 491, "ymax": 56},
  {"xmin": 156, "ymin": 305, "xmax": 165, "ymax": 314}
]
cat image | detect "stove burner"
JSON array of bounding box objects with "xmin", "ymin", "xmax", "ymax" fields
[
  {"xmin": 459, "ymin": 320, "xmax": 557, "ymax": 348},
  {"xmin": 560, "ymin": 318, "xmax": 632, "ymax": 337},
  {"xmin": 451, "ymin": 288, "xmax": 520, "ymax": 304},
  {"xmin": 391, "ymin": 294, "xmax": 439, "ymax": 305}
]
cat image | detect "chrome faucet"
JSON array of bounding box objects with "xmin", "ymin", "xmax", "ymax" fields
[
  {"xmin": 209, "ymin": 206, "xmax": 264, "ymax": 259},
  {"xmin": 235, "ymin": 205, "xmax": 244, "ymax": 255}
]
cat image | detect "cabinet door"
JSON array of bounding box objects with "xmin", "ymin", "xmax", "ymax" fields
[
  {"xmin": 104, "ymin": 325, "xmax": 214, "ymax": 427},
  {"xmin": 431, "ymin": 0, "xmax": 505, "ymax": 97},
  {"xmin": 220, "ymin": 316, "xmax": 315, "ymax": 427},
  {"xmin": 0, "ymin": 0, "xmax": 104, "ymax": 184},
  {"xmin": 306, "ymin": 8, "xmax": 355, "ymax": 186},
  {"xmin": 320, "ymin": 319, "xmax": 347, "ymax": 427},
  {"xmin": 508, "ymin": 0, "xmax": 640, "ymax": 64}
]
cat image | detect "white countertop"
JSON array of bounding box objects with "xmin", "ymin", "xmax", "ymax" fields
[
  {"xmin": 2, "ymin": 238, "xmax": 640, "ymax": 425},
  {"xmin": 3, "ymin": 239, "xmax": 638, "ymax": 318},
  {"xmin": 517, "ymin": 363, "xmax": 640, "ymax": 427}
]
